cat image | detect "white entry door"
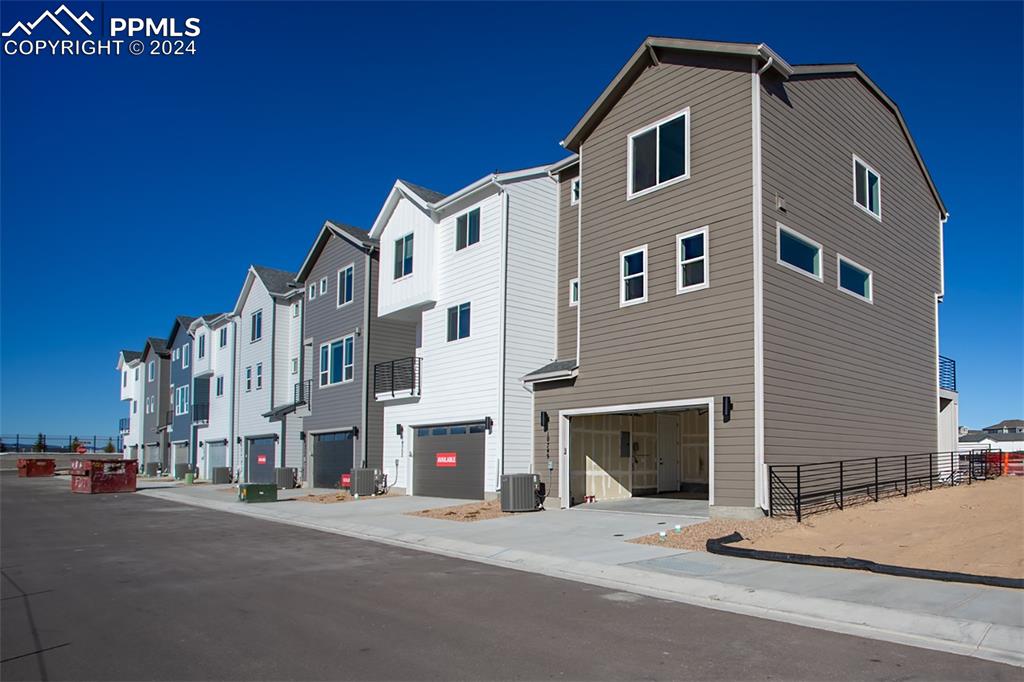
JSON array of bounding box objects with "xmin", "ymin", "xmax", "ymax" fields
[{"xmin": 656, "ymin": 413, "xmax": 681, "ymax": 493}]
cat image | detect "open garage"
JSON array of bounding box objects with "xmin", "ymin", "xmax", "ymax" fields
[{"xmin": 562, "ymin": 402, "xmax": 711, "ymax": 513}]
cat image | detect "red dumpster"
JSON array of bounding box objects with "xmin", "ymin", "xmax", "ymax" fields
[
  {"xmin": 70, "ymin": 459, "xmax": 138, "ymax": 494},
  {"xmin": 17, "ymin": 458, "xmax": 55, "ymax": 477}
]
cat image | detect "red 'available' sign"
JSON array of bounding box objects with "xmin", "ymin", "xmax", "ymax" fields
[
  {"xmin": 436, "ymin": 452, "xmax": 457, "ymax": 468},
  {"xmin": 257, "ymin": 455, "xmax": 267, "ymax": 465}
]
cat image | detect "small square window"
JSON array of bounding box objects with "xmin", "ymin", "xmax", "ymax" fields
[
  {"xmin": 251, "ymin": 310, "xmax": 263, "ymax": 342},
  {"xmin": 568, "ymin": 278, "xmax": 579, "ymax": 307},
  {"xmin": 256, "ymin": 363, "xmax": 263, "ymax": 390},
  {"xmin": 394, "ymin": 233, "xmax": 414, "ymax": 279},
  {"xmin": 619, "ymin": 245, "xmax": 648, "ymax": 307},
  {"xmin": 777, "ymin": 224, "xmax": 822, "ymax": 281},
  {"xmin": 245, "ymin": 366, "xmax": 252, "ymax": 392},
  {"xmin": 219, "ymin": 327, "xmax": 228, "ymax": 347},
  {"xmin": 838, "ymin": 255, "xmax": 873, "ymax": 302},
  {"xmin": 292, "ymin": 303, "xmax": 300, "ymax": 318},
  {"xmin": 216, "ymin": 376, "xmax": 224, "ymax": 397},
  {"xmin": 570, "ymin": 178, "xmax": 581, "ymax": 206},
  {"xmin": 308, "ymin": 285, "xmax": 317, "ymax": 301},
  {"xmin": 319, "ymin": 277, "xmax": 328, "ymax": 295},
  {"xmin": 291, "ymin": 357, "xmax": 298, "ymax": 375},
  {"xmin": 456, "ymin": 208, "xmax": 481, "ymax": 251},
  {"xmin": 853, "ymin": 155, "xmax": 881, "ymax": 219},
  {"xmin": 676, "ymin": 227, "xmax": 709, "ymax": 294},
  {"xmin": 337, "ymin": 265, "xmax": 354, "ymax": 307},
  {"xmin": 446, "ymin": 302, "xmax": 471, "ymax": 341}
]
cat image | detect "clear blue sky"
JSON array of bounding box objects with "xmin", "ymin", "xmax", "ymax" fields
[{"xmin": 1, "ymin": 1, "xmax": 1021, "ymax": 437}]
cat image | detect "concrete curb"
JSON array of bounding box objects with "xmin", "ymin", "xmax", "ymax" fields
[{"xmin": 140, "ymin": 488, "xmax": 1024, "ymax": 667}]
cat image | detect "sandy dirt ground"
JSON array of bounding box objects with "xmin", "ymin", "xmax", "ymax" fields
[
  {"xmin": 410, "ymin": 499, "xmax": 509, "ymax": 522},
  {"xmin": 630, "ymin": 517, "xmax": 797, "ymax": 551},
  {"xmin": 737, "ymin": 477, "xmax": 1023, "ymax": 578}
]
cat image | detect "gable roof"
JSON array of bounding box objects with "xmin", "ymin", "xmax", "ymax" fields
[
  {"xmin": 959, "ymin": 430, "xmax": 1024, "ymax": 444},
  {"xmin": 142, "ymin": 336, "xmax": 169, "ymax": 360},
  {"xmin": 399, "ymin": 179, "xmax": 447, "ymax": 204},
  {"xmin": 983, "ymin": 419, "xmax": 1024, "ymax": 431},
  {"xmin": 167, "ymin": 316, "xmax": 197, "ymax": 346},
  {"xmin": 188, "ymin": 313, "xmax": 229, "ymax": 334},
  {"xmin": 560, "ymin": 36, "xmax": 946, "ymax": 218},
  {"xmin": 252, "ymin": 265, "xmax": 298, "ymax": 296},
  {"xmin": 295, "ymin": 220, "xmax": 376, "ymax": 282},
  {"xmin": 120, "ymin": 350, "xmax": 142, "ymax": 363}
]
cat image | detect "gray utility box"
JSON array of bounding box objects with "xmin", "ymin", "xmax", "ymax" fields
[
  {"xmin": 144, "ymin": 462, "xmax": 160, "ymax": 477},
  {"xmin": 500, "ymin": 474, "xmax": 544, "ymax": 512},
  {"xmin": 173, "ymin": 463, "xmax": 194, "ymax": 480},
  {"xmin": 211, "ymin": 467, "xmax": 231, "ymax": 484},
  {"xmin": 275, "ymin": 467, "xmax": 297, "ymax": 489},
  {"xmin": 351, "ymin": 468, "xmax": 378, "ymax": 496}
]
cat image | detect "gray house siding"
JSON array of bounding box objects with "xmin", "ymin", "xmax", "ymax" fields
[
  {"xmin": 760, "ymin": 72, "xmax": 942, "ymax": 464},
  {"xmin": 302, "ymin": 234, "xmax": 369, "ymax": 472},
  {"xmin": 534, "ymin": 53, "xmax": 757, "ymax": 508},
  {"xmin": 365, "ymin": 255, "xmax": 417, "ymax": 473},
  {"xmin": 168, "ymin": 326, "xmax": 193, "ymax": 447},
  {"xmin": 556, "ymin": 164, "xmax": 579, "ymax": 358}
]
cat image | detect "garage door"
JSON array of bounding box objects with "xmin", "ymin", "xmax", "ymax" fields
[
  {"xmin": 413, "ymin": 422, "xmax": 486, "ymax": 499},
  {"xmin": 207, "ymin": 442, "xmax": 227, "ymax": 470},
  {"xmin": 313, "ymin": 431, "xmax": 354, "ymax": 488},
  {"xmin": 247, "ymin": 437, "xmax": 276, "ymax": 484}
]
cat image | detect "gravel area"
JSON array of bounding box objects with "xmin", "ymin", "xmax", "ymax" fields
[
  {"xmin": 629, "ymin": 516, "xmax": 795, "ymax": 551},
  {"xmin": 409, "ymin": 499, "xmax": 510, "ymax": 522}
]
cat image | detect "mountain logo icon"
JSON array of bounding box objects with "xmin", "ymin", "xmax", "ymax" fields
[{"xmin": 2, "ymin": 4, "xmax": 94, "ymax": 38}]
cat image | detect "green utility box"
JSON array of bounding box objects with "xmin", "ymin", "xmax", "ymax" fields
[{"xmin": 238, "ymin": 483, "xmax": 278, "ymax": 503}]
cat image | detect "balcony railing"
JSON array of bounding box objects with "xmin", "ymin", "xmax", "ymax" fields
[
  {"xmin": 374, "ymin": 357, "xmax": 422, "ymax": 397},
  {"xmin": 294, "ymin": 379, "xmax": 311, "ymax": 405},
  {"xmin": 119, "ymin": 417, "xmax": 130, "ymax": 434},
  {"xmin": 939, "ymin": 355, "xmax": 957, "ymax": 392},
  {"xmin": 192, "ymin": 403, "xmax": 209, "ymax": 424}
]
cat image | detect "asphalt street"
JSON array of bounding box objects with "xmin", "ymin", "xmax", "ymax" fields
[{"xmin": 1, "ymin": 472, "xmax": 1016, "ymax": 681}]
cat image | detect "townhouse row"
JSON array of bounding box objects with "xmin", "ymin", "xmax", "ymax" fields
[{"xmin": 116, "ymin": 37, "xmax": 959, "ymax": 517}]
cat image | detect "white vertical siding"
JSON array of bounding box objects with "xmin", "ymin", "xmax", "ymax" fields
[
  {"xmin": 125, "ymin": 363, "xmax": 143, "ymax": 451},
  {"xmin": 200, "ymin": 319, "xmax": 236, "ymax": 475},
  {"xmin": 235, "ymin": 275, "xmax": 282, "ymax": 477},
  {"xmin": 502, "ymin": 176, "xmax": 559, "ymax": 475},
  {"xmin": 376, "ymin": 197, "xmax": 437, "ymax": 317}
]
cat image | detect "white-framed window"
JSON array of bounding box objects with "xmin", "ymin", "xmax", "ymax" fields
[
  {"xmin": 568, "ymin": 278, "xmax": 580, "ymax": 307},
  {"xmin": 319, "ymin": 335, "xmax": 355, "ymax": 386},
  {"xmin": 619, "ymin": 245, "xmax": 648, "ymax": 306},
  {"xmin": 627, "ymin": 108, "xmax": 690, "ymax": 199},
  {"xmin": 219, "ymin": 327, "xmax": 228, "ymax": 348},
  {"xmin": 250, "ymin": 310, "xmax": 262, "ymax": 342},
  {"xmin": 292, "ymin": 302, "xmax": 300, "ymax": 318},
  {"xmin": 308, "ymin": 284, "xmax": 317, "ymax": 301},
  {"xmin": 570, "ymin": 177, "xmax": 581, "ymax": 206},
  {"xmin": 394, "ymin": 233, "xmax": 414, "ymax": 279},
  {"xmin": 291, "ymin": 357, "xmax": 298, "ymax": 375},
  {"xmin": 455, "ymin": 208, "xmax": 481, "ymax": 251},
  {"xmin": 777, "ymin": 223, "xmax": 822, "ymax": 281},
  {"xmin": 446, "ymin": 302, "xmax": 471, "ymax": 342},
  {"xmin": 215, "ymin": 375, "xmax": 224, "ymax": 397},
  {"xmin": 134, "ymin": 367, "xmax": 139, "ymax": 381},
  {"xmin": 337, "ymin": 264, "xmax": 354, "ymax": 307},
  {"xmin": 853, "ymin": 155, "xmax": 881, "ymax": 220},
  {"xmin": 245, "ymin": 366, "xmax": 252, "ymax": 392},
  {"xmin": 174, "ymin": 385, "xmax": 189, "ymax": 416},
  {"xmin": 837, "ymin": 255, "xmax": 873, "ymax": 303},
  {"xmin": 197, "ymin": 334, "xmax": 206, "ymax": 360},
  {"xmin": 319, "ymin": 277, "xmax": 328, "ymax": 296},
  {"xmin": 182, "ymin": 343, "xmax": 190, "ymax": 369},
  {"xmin": 132, "ymin": 399, "xmax": 137, "ymax": 414},
  {"xmin": 676, "ymin": 226, "xmax": 709, "ymax": 294},
  {"xmin": 172, "ymin": 347, "xmax": 179, "ymax": 361},
  {"xmin": 147, "ymin": 361, "xmax": 155, "ymax": 382},
  {"xmin": 123, "ymin": 370, "xmax": 127, "ymax": 387},
  {"xmin": 255, "ymin": 363, "xmax": 263, "ymax": 390}
]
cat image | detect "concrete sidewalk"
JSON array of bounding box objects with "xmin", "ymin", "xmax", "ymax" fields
[{"xmin": 139, "ymin": 483, "xmax": 1023, "ymax": 666}]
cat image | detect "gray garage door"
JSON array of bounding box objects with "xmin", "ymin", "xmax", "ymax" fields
[
  {"xmin": 208, "ymin": 442, "xmax": 227, "ymax": 469},
  {"xmin": 413, "ymin": 422, "xmax": 486, "ymax": 499},
  {"xmin": 313, "ymin": 431, "xmax": 355, "ymax": 489},
  {"xmin": 247, "ymin": 437, "xmax": 276, "ymax": 484}
]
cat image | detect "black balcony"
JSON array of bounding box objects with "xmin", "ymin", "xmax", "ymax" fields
[
  {"xmin": 939, "ymin": 355, "xmax": 957, "ymax": 392},
  {"xmin": 294, "ymin": 379, "xmax": 312, "ymax": 405},
  {"xmin": 374, "ymin": 357, "xmax": 422, "ymax": 397},
  {"xmin": 118, "ymin": 417, "xmax": 130, "ymax": 433},
  {"xmin": 192, "ymin": 403, "xmax": 209, "ymax": 424}
]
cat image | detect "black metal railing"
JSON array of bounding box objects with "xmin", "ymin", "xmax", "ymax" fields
[
  {"xmin": 769, "ymin": 449, "xmax": 1004, "ymax": 521},
  {"xmin": 0, "ymin": 434, "xmax": 122, "ymax": 454},
  {"xmin": 939, "ymin": 355, "xmax": 957, "ymax": 392},
  {"xmin": 119, "ymin": 417, "xmax": 130, "ymax": 433},
  {"xmin": 374, "ymin": 357, "xmax": 422, "ymax": 397},
  {"xmin": 192, "ymin": 403, "xmax": 209, "ymax": 423},
  {"xmin": 294, "ymin": 379, "xmax": 311, "ymax": 405}
]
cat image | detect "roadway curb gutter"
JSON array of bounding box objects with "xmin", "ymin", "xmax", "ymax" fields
[{"xmin": 139, "ymin": 488, "xmax": 1024, "ymax": 668}]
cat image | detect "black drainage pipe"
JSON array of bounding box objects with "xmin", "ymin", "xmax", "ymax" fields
[{"xmin": 706, "ymin": 532, "xmax": 1023, "ymax": 590}]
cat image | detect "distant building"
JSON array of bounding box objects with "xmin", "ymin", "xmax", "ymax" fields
[{"xmin": 958, "ymin": 420, "xmax": 1024, "ymax": 453}]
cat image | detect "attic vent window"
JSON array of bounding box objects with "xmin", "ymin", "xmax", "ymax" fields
[{"xmin": 628, "ymin": 108, "xmax": 689, "ymax": 198}]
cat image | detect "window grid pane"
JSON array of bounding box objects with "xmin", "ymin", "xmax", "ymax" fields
[
  {"xmin": 658, "ymin": 115, "xmax": 686, "ymax": 183},
  {"xmin": 631, "ymin": 129, "xmax": 657, "ymax": 193}
]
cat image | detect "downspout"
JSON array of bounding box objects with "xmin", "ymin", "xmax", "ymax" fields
[
  {"xmin": 269, "ymin": 299, "xmax": 277, "ymax": 466},
  {"xmin": 228, "ymin": 318, "xmax": 237, "ymax": 475},
  {"xmin": 751, "ymin": 56, "xmax": 771, "ymax": 510},
  {"xmin": 361, "ymin": 247, "xmax": 373, "ymax": 468},
  {"xmin": 496, "ymin": 186, "xmax": 510, "ymax": 488},
  {"xmin": 575, "ymin": 144, "xmax": 583, "ymax": 367}
]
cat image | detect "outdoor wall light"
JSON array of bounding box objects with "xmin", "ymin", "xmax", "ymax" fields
[
  {"xmin": 299, "ymin": 431, "xmax": 306, "ymax": 441},
  {"xmin": 236, "ymin": 437, "xmax": 242, "ymax": 444},
  {"xmin": 273, "ymin": 434, "xmax": 280, "ymax": 443},
  {"xmin": 352, "ymin": 426, "xmax": 360, "ymax": 439},
  {"xmin": 540, "ymin": 411, "xmax": 550, "ymax": 432},
  {"xmin": 396, "ymin": 424, "xmax": 404, "ymax": 437},
  {"xmin": 198, "ymin": 441, "xmax": 204, "ymax": 447},
  {"xmin": 723, "ymin": 396, "xmax": 733, "ymax": 423},
  {"xmin": 485, "ymin": 416, "xmax": 494, "ymax": 434}
]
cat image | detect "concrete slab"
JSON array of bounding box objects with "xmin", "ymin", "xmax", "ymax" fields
[{"xmin": 577, "ymin": 496, "xmax": 710, "ymax": 517}]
